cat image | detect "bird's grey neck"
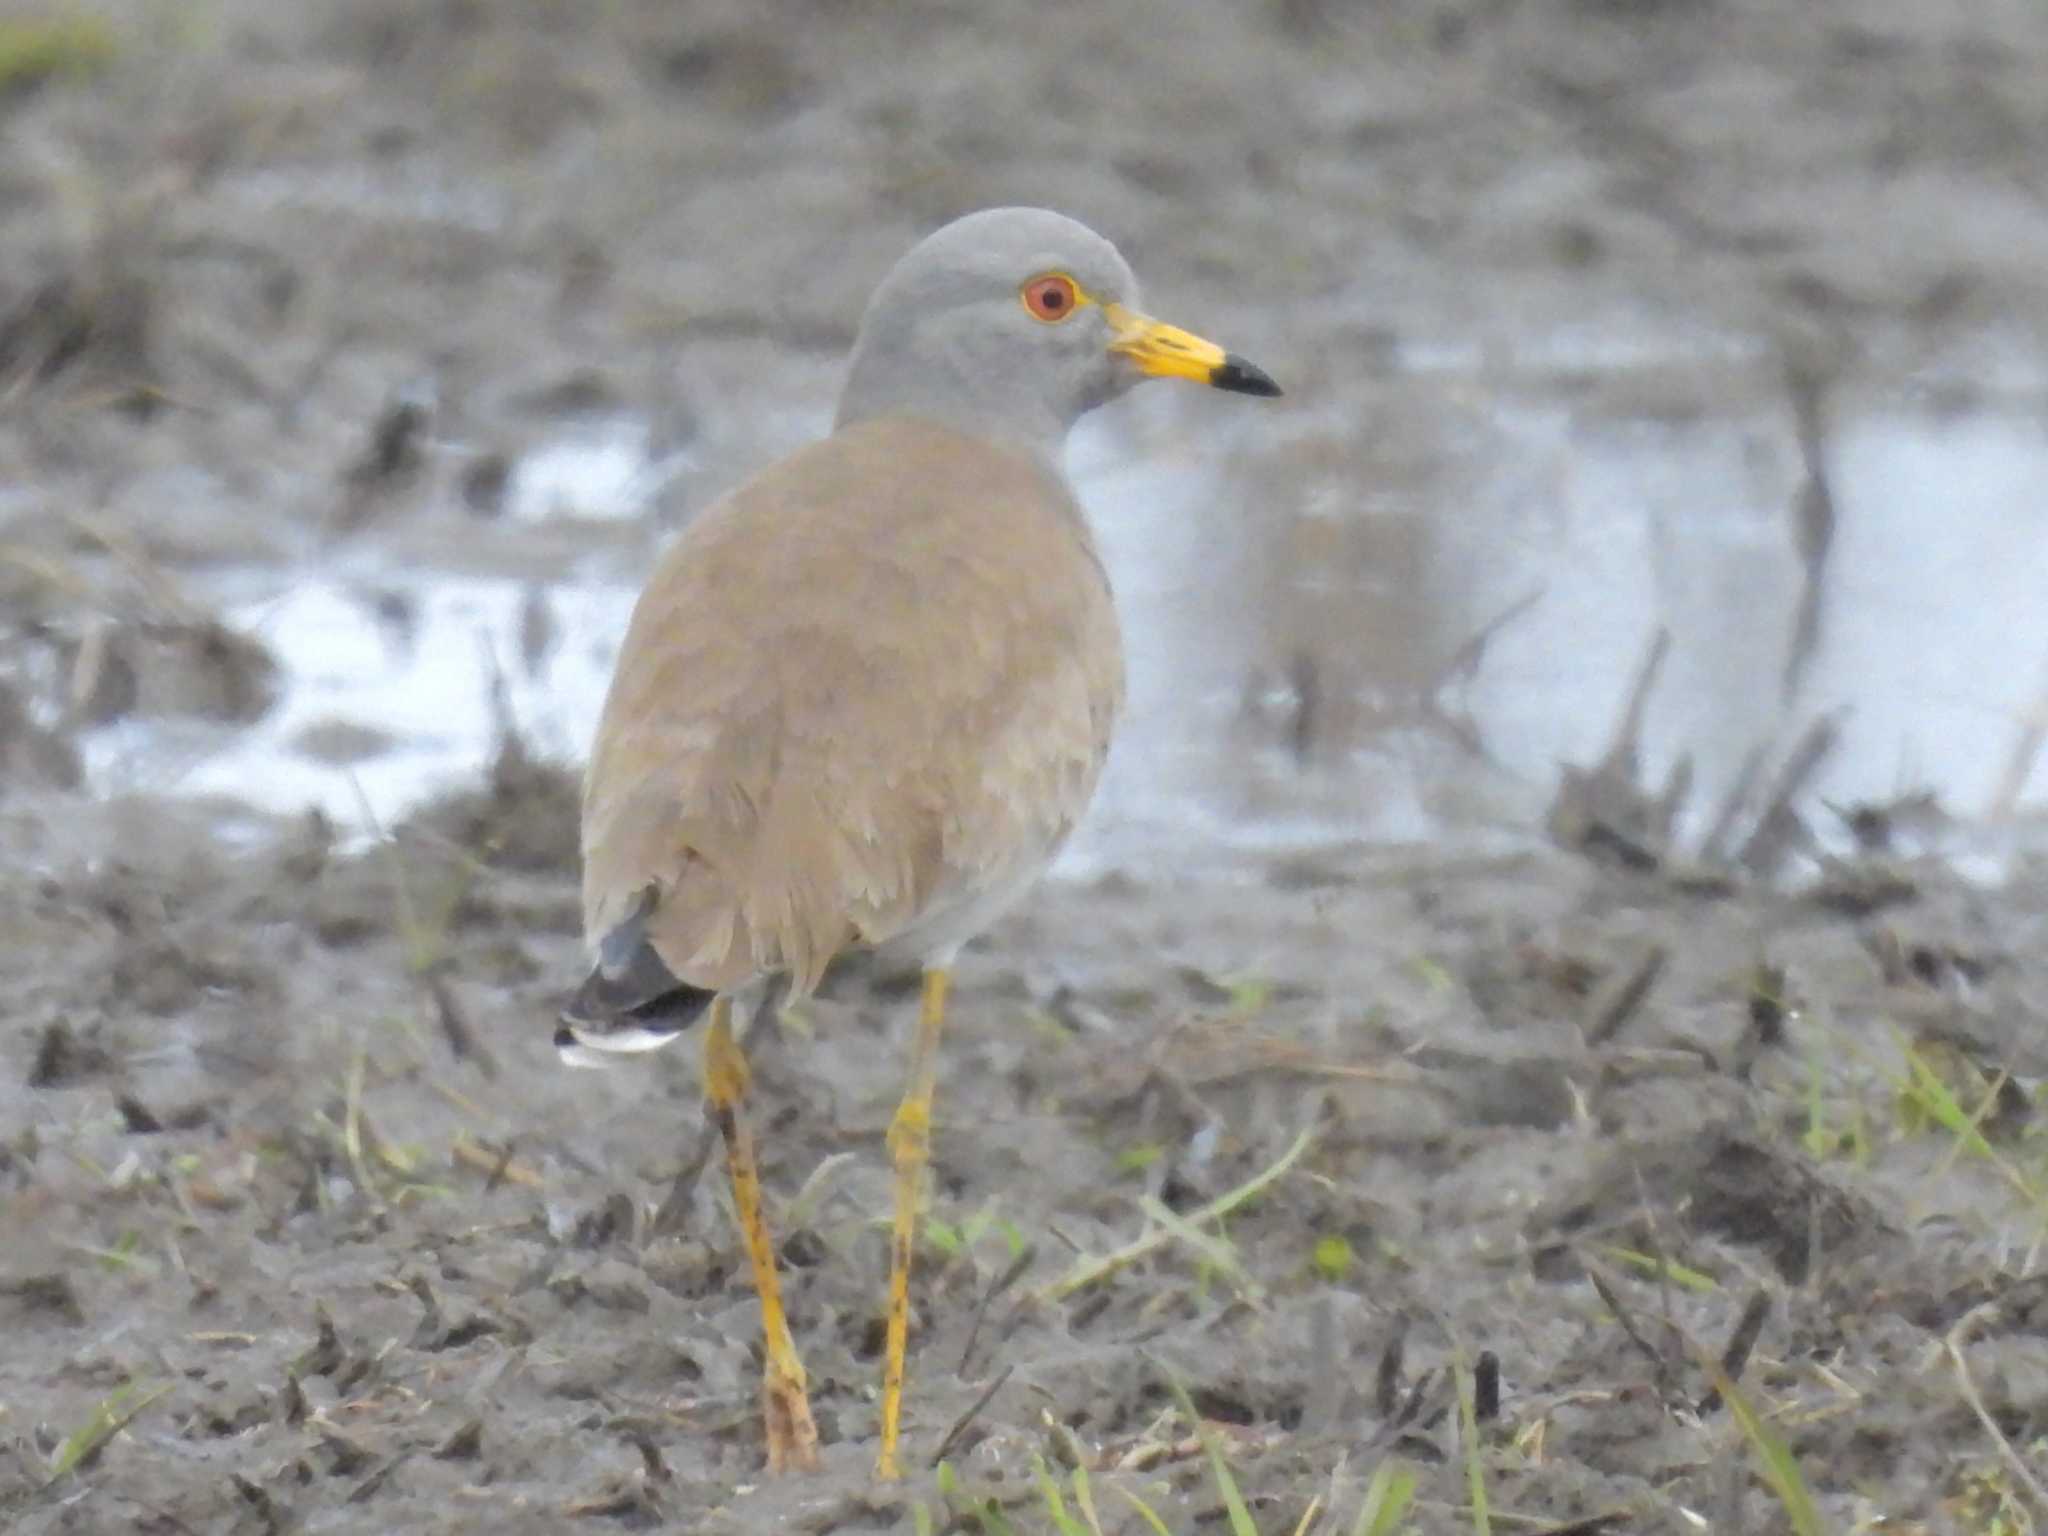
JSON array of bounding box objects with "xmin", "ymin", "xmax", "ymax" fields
[{"xmin": 835, "ymin": 336, "xmax": 1076, "ymax": 467}]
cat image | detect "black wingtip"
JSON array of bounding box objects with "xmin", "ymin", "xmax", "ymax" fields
[
  {"xmin": 560, "ymin": 967, "xmax": 718, "ymax": 1033},
  {"xmin": 1211, "ymin": 354, "xmax": 1282, "ymax": 398},
  {"xmin": 555, "ymin": 977, "xmax": 716, "ymax": 1065}
]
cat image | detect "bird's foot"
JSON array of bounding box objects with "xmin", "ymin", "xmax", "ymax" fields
[{"xmin": 763, "ymin": 1368, "xmax": 821, "ymax": 1474}]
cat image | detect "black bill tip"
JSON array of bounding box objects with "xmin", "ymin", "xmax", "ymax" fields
[{"xmin": 1211, "ymin": 354, "xmax": 1282, "ymax": 398}]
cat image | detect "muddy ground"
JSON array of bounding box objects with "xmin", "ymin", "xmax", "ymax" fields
[{"xmin": 6, "ymin": 0, "xmax": 2048, "ymax": 1532}]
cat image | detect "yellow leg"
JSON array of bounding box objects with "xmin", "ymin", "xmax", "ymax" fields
[
  {"xmin": 704, "ymin": 997, "xmax": 820, "ymax": 1474},
  {"xmin": 877, "ymin": 966, "xmax": 950, "ymax": 1480}
]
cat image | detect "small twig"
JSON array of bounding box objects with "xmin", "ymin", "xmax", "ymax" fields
[
  {"xmin": 929, "ymin": 1364, "xmax": 1014, "ymax": 1468},
  {"xmin": 1583, "ymin": 945, "xmax": 1667, "ymax": 1048},
  {"xmin": 1604, "ymin": 628, "xmax": 1671, "ymax": 775},
  {"xmin": 450, "ymin": 1133, "xmax": 543, "ymax": 1190},
  {"xmin": 1473, "ymin": 1351, "xmax": 1502, "ymax": 1422},
  {"xmin": 1781, "ymin": 356, "xmax": 1837, "ymax": 702},
  {"xmin": 1737, "ymin": 716, "xmax": 1839, "ymax": 878},
  {"xmin": 1374, "ymin": 1320, "xmax": 1407, "ymax": 1420},
  {"xmin": 1700, "ymin": 743, "xmax": 1767, "ymax": 865},
  {"xmin": 1628, "ymin": 1164, "xmax": 1686, "ymax": 1371},
  {"xmin": 230, "ymin": 1473, "xmax": 288, "ymax": 1533},
  {"xmin": 1587, "ymin": 1266, "xmax": 1663, "ymax": 1371},
  {"xmin": 429, "ymin": 973, "xmax": 498, "ymax": 1078},
  {"xmin": 959, "ymin": 1244, "xmax": 1037, "ymax": 1377},
  {"xmin": 1988, "ymin": 653, "xmax": 2048, "ymax": 823},
  {"xmin": 1431, "ymin": 586, "xmax": 1545, "ymax": 695},
  {"xmin": 1389, "ymin": 1369, "xmax": 1440, "ymax": 1436},
  {"xmin": 1698, "ymin": 1290, "xmax": 1771, "ymax": 1413}
]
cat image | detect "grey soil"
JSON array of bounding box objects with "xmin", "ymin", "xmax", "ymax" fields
[{"xmin": 6, "ymin": 1, "xmax": 2048, "ymax": 1532}]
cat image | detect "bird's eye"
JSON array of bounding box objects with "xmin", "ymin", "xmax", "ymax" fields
[{"xmin": 1021, "ymin": 273, "xmax": 1082, "ymax": 322}]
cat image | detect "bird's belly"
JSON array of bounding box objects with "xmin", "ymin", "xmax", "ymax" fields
[{"xmin": 866, "ymin": 846, "xmax": 1065, "ymax": 973}]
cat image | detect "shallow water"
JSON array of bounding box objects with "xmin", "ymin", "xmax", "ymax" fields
[{"xmin": 83, "ymin": 347, "xmax": 2048, "ymax": 876}]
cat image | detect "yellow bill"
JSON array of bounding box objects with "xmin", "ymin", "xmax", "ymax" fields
[{"xmin": 1104, "ymin": 300, "xmax": 1281, "ymax": 396}]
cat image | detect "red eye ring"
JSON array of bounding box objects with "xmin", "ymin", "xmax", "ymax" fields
[{"xmin": 1021, "ymin": 273, "xmax": 1081, "ymax": 322}]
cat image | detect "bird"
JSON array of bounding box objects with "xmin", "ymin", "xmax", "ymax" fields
[{"xmin": 555, "ymin": 206, "xmax": 1280, "ymax": 1479}]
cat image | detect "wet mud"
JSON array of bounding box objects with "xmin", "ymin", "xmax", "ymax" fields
[{"xmin": 5, "ymin": 1, "xmax": 2048, "ymax": 1532}]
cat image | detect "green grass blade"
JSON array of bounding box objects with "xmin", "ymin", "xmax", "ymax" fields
[
  {"xmin": 1112, "ymin": 1485, "xmax": 1174, "ymax": 1536},
  {"xmin": 0, "ymin": 18, "xmax": 116, "ymax": 92},
  {"xmin": 1039, "ymin": 1125, "xmax": 1314, "ymax": 1302},
  {"xmin": 967, "ymin": 1498, "xmax": 1022, "ymax": 1536},
  {"xmin": 1698, "ymin": 1352, "xmax": 1826, "ymax": 1536},
  {"xmin": 1138, "ymin": 1194, "xmax": 1260, "ymax": 1301},
  {"xmin": 1032, "ymin": 1453, "xmax": 1093, "ymax": 1536},
  {"xmin": 45, "ymin": 1382, "xmax": 169, "ymax": 1482},
  {"xmin": 1454, "ymin": 1356, "xmax": 1491, "ymax": 1536},
  {"xmin": 1901, "ymin": 1045, "xmax": 1996, "ymax": 1159},
  {"xmin": 1164, "ymin": 1371, "xmax": 1259, "ymax": 1536},
  {"xmin": 1803, "ymin": 1034, "xmax": 1833, "ymax": 1158},
  {"xmin": 1596, "ymin": 1244, "xmax": 1718, "ymax": 1293},
  {"xmin": 1067, "ymin": 1457, "xmax": 1105, "ymax": 1536},
  {"xmin": 1352, "ymin": 1459, "xmax": 1416, "ymax": 1536}
]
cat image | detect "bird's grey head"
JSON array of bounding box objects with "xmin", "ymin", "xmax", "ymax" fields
[{"xmin": 836, "ymin": 207, "xmax": 1278, "ymax": 456}]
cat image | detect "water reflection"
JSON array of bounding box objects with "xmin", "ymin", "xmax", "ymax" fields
[
  {"xmin": 78, "ymin": 378, "xmax": 2048, "ymax": 871},
  {"xmin": 1080, "ymin": 376, "xmax": 2048, "ymax": 867}
]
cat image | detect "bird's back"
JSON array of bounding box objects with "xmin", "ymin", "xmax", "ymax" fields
[{"xmin": 580, "ymin": 416, "xmax": 1123, "ymax": 996}]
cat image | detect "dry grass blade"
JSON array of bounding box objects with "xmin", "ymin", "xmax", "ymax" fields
[
  {"xmin": 1694, "ymin": 1350, "xmax": 1826, "ymax": 1536},
  {"xmin": 784, "ymin": 1150, "xmax": 859, "ymax": 1231},
  {"xmin": 450, "ymin": 1132, "xmax": 543, "ymax": 1189},
  {"xmin": 1946, "ymin": 1303, "xmax": 2048, "ymax": 1514}
]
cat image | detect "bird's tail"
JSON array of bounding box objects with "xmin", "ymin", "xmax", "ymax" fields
[{"xmin": 555, "ymin": 888, "xmax": 718, "ymax": 1067}]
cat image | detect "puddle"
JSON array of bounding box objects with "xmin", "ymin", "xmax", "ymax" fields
[
  {"xmin": 82, "ymin": 572, "xmax": 625, "ymax": 835},
  {"xmin": 504, "ymin": 417, "xmax": 694, "ymax": 525},
  {"xmin": 73, "ymin": 377, "xmax": 2048, "ymax": 872},
  {"xmin": 1081, "ymin": 369, "xmax": 2048, "ymax": 868}
]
